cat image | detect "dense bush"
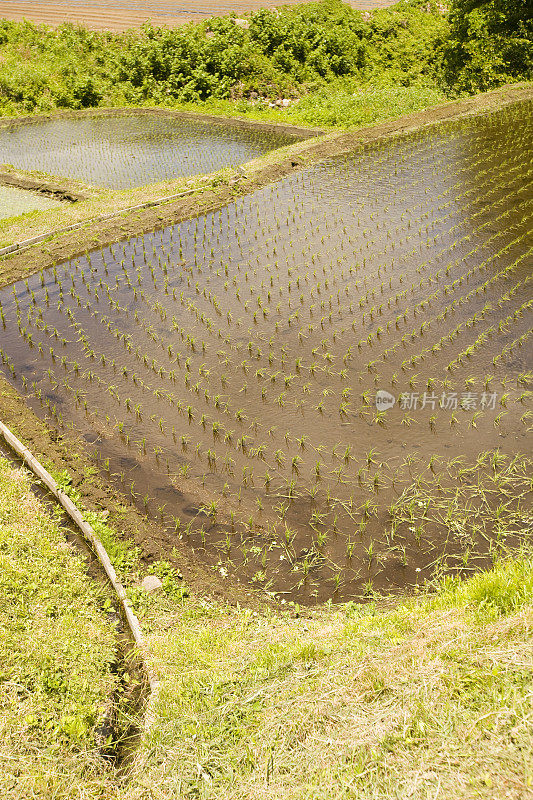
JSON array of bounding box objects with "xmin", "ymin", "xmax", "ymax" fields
[
  {"xmin": 0, "ymin": 0, "xmax": 530, "ymax": 124},
  {"xmin": 443, "ymin": 0, "xmax": 533, "ymax": 91},
  {"xmin": 0, "ymin": 1, "xmax": 447, "ymax": 114}
]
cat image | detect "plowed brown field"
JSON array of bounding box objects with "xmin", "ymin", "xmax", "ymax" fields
[{"xmin": 0, "ymin": 0, "xmax": 397, "ymax": 31}]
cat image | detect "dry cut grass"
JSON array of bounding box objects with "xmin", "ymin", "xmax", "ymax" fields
[{"xmin": 125, "ymin": 554, "xmax": 533, "ymax": 799}]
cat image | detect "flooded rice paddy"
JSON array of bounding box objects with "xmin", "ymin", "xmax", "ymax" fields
[
  {"xmin": 1, "ymin": 101, "xmax": 531, "ymax": 603},
  {"xmin": 0, "ymin": 114, "xmax": 305, "ymax": 189},
  {"xmin": 0, "ymin": 185, "xmax": 62, "ymax": 219}
]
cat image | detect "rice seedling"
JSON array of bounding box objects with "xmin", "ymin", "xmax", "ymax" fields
[
  {"xmin": 1, "ymin": 101, "xmax": 531, "ymax": 603},
  {"xmin": 0, "ymin": 114, "xmax": 303, "ymax": 190}
]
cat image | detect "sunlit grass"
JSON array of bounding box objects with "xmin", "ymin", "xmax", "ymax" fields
[
  {"xmin": 0, "ymin": 457, "xmax": 117, "ymax": 798},
  {"xmin": 127, "ymin": 549, "xmax": 533, "ymax": 799}
]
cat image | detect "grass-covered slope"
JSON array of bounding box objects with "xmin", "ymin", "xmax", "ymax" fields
[
  {"xmin": 1, "ymin": 1, "xmax": 531, "ymax": 127},
  {"xmin": 0, "ymin": 457, "xmax": 116, "ymax": 798},
  {"xmin": 0, "ymin": 0, "xmax": 447, "ymax": 122},
  {"xmin": 131, "ymin": 555, "xmax": 533, "ymax": 798},
  {"xmin": 0, "ymin": 451, "xmax": 531, "ymax": 798}
]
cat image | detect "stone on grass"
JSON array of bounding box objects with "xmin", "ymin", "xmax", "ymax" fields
[{"xmin": 142, "ymin": 575, "xmax": 163, "ymax": 593}]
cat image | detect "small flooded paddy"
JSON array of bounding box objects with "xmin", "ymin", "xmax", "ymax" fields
[
  {"xmin": 0, "ymin": 114, "xmax": 307, "ymax": 189},
  {"xmin": 0, "ymin": 185, "xmax": 62, "ymax": 219},
  {"xmin": 1, "ymin": 101, "xmax": 531, "ymax": 603}
]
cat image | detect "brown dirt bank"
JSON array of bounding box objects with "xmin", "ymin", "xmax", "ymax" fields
[
  {"xmin": 0, "ymin": 169, "xmax": 87, "ymax": 202},
  {"xmin": 0, "ymin": 83, "xmax": 531, "ymax": 289}
]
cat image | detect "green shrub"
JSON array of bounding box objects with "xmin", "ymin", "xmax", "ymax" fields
[
  {"xmin": 0, "ymin": 1, "xmax": 530, "ymax": 124},
  {"xmin": 443, "ymin": 0, "xmax": 533, "ymax": 92},
  {"xmin": 0, "ymin": 1, "xmax": 448, "ymax": 119}
]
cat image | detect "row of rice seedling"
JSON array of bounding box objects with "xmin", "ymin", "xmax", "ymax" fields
[
  {"xmin": 0, "ymin": 100, "xmax": 531, "ymax": 602},
  {"xmin": 0, "ymin": 114, "xmax": 303, "ymax": 189},
  {"xmin": 0, "ymin": 185, "xmax": 61, "ymax": 219}
]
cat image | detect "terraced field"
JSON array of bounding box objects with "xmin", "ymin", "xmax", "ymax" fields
[
  {"xmin": 0, "ymin": 100, "xmax": 531, "ymax": 604},
  {"xmin": 0, "ymin": 114, "xmax": 305, "ymax": 190},
  {"xmin": 0, "ymin": 185, "xmax": 61, "ymax": 219},
  {"xmin": 0, "ymin": 0, "xmax": 398, "ymax": 30}
]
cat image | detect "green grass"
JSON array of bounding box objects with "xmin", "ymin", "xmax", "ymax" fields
[
  {"xmin": 153, "ymin": 77, "xmax": 448, "ymax": 129},
  {"xmin": 0, "ymin": 1, "xmax": 448, "ymax": 121},
  {"xmin": 1, "ymin": 1, "xmax": 529, "ymax": 129},
  {"xmin": 289, "ymin": 78, "xmax": 447, "ymax": 127},
  {"xmin": 124, "ymin": 551, "xmax": 533, "ymax": 799},
  {"xmin": 0, "ymin": 453, "xmax": 531, "ymax": 798},
  {"xmin": 0, "ymin": 456, "xmax": 117, "ymax": 798}
]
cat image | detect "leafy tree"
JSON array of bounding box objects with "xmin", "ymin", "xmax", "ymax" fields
[{"xmin": 444, "ymin": 0, "xmax": 533, "ymax": 91}]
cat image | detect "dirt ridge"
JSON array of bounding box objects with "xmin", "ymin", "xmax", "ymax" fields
[{"xmin": 0, "ymin": 171, "xmax": 86, "ymax": 202}]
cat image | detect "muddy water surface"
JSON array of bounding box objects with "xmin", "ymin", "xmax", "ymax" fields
[
  {"xmin": 1, "ymin": 101, "xmax": 531, "ymax": 603},
  {"xmin": 0, "ymin": 114, "xmax": 306, "ymax": 189},
  {"xmin": 0, "ymin": 184, "xmax": 62, "ymax": 218}
]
